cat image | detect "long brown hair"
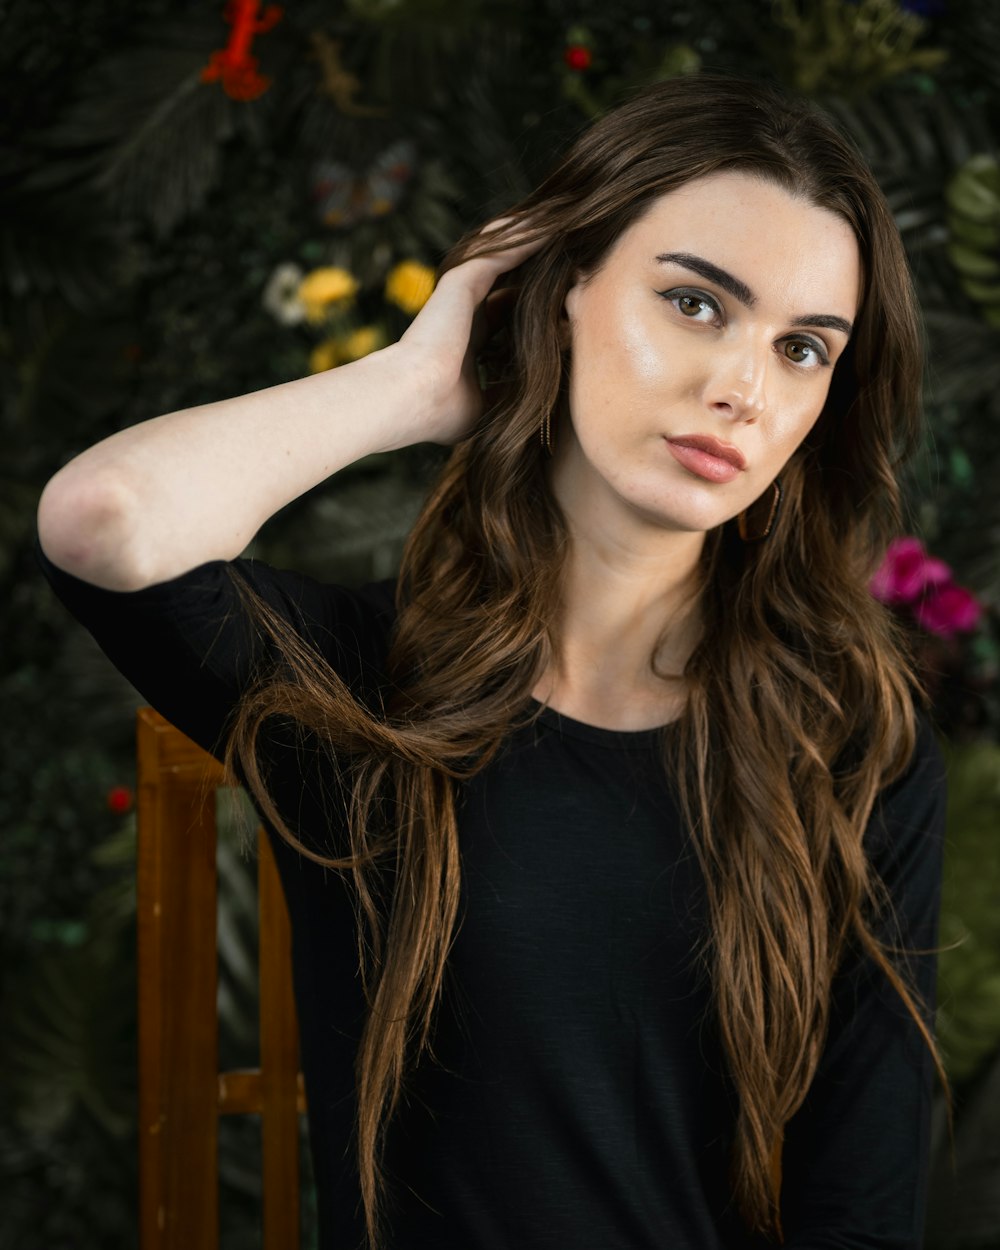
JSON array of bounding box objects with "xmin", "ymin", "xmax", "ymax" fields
[{"xmin": 219, "ymin": 73, "xmax": 953, "ymax": 1247}]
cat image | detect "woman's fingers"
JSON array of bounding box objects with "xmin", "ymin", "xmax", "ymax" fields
[
  {"xmin": 473, "ymin": 214, "xmax": 548, "ymax": 271},
  {"xmin": 450, "ymin": 216, "xmax": 546, "ymax": 346},
  {"xmin": 392, "ymin": 210, "xmax": 548, "ymax": 443}
]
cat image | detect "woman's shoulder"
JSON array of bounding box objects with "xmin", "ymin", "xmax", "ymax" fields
[
  {"xmin": 36, "ymin": 524, "xmax": 401, "ymax": 760},
  {"xmin": 37, "ymin": 526, "xmax": 400, "ymax": 666},
  {"xmin": 863, "ymin": 695, "xmax": 948, "ymax": 887},
  {"xmin": 883, "ymin": 694, "xmax": 947, "ymax": 801},
  {"xmin": 213, "ymin": 559, "xmax": 400, "ymax": 689}
]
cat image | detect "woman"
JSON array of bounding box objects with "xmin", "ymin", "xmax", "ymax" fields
[{"xmin": 36, "ymin": 73, "xmax": 951, "ymax": 1248}]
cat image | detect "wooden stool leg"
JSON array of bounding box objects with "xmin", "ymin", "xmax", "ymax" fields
[
  {"xmin": 136, "ymin": 709, "xmax": 306, "ymax": 1248},
  {"xmin": 258, "ymin": 829, "xmax": 301, "ymax": 1250},
  {"xmin": 137, "ymin": 710, "xmax": 220, "ymax": 1250}
]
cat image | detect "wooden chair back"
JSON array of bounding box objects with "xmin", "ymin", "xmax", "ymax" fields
[{"xmin": 136, "ymin": 706, "xmax": 306, "ymax": 1249}]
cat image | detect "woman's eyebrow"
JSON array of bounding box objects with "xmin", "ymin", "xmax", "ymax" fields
[
  {"xmin": 655, "ymin": 251, "xmax": 755, "ymax": 306},
  {"xmin": 653, "ymin": 251, "xmax": 853, "ymax": 339},
  {"xmin": 794, "ymin": 313, "xmax": 853, "ymax": 339}
]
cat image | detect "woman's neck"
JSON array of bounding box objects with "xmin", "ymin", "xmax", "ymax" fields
[{"xmin": 532, "ymin": 516, "xmax": 706, "ymax": 732}]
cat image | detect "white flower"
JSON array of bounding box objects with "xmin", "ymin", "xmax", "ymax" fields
[{"xmin": 262, "ymin": 262, "xmax": 307, "ymax": 325}]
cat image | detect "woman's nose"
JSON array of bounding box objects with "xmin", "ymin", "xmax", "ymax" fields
[{"xmin": 705, "ymin": 345, "xmax": 769, "ymax": 422}]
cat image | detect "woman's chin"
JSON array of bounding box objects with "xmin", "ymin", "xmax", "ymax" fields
[{"xmin": 620, "ymin": 488, "xmax": 741, "ymax": 536}]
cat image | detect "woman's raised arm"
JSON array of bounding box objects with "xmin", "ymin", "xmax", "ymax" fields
[{"xmin": 36, "ymin": 219, "xmax": 543, "ymax": 593}]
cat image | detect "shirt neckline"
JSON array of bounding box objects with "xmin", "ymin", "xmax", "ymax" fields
[{"xmin": 527, "ymin": 698, "xmax": 679, "ymax": 750}]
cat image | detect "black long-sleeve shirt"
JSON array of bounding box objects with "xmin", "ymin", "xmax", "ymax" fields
[{"xmin": 35, "ymin": 529, "xmax": 947, "ymax": 1249}]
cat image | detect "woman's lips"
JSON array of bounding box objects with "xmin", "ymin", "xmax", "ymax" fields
[{"xmin": 665, "ymin": 438, "xmax": 744, "ymax": 483}]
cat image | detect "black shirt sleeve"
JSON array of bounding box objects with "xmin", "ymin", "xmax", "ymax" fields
[
  {"xmin": 779, "ymin": 706, "xmax": 948, "ymax": 1248},
  {"xmin": 33, "ymin": 527, "xmax": 396, "ymax": 767}
]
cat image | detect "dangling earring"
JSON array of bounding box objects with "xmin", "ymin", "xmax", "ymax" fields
[
  {"xmin": 540, "ymin": 409, "xmax": 554, "ymax": 456},
  {"xmin": 737, "ymin": 478, "xmax": 782, "ymax": 542},
  {"xmin": 543, "ymin": 323, "xmax": 571, "ymax": 456}
]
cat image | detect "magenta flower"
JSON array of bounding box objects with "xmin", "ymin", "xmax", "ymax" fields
[
  {"xmin": 869, "ymin": 537, "xmax": 951, "ymax": 605},
  {"xmin": 870, "ymin": 535, "xmax": 985, "ymax": 639},
  {"xmin": 912, "ymin": 583, "xmax": 984, "ymax": 638}
]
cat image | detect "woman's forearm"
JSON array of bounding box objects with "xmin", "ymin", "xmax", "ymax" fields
[
  {"xmin": 36, "ymin": 344, "xmax": 437, "ymax": 591},
  {"xmin": 38, "ymin": 218, "xmax": 548, "ymax": 592}
]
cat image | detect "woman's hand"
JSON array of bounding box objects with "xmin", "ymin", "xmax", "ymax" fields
[
  {"xmin": 394, "ymin": 216, "xmax": 548, "ymax": 445},
  {"xmin": 35, "ymin": 218, "xmax": 550, "ymax": 588}
]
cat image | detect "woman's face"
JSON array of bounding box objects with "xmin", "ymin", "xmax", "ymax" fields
[{"xmin": 553, "ymin": 170, "xmax": 862, "ymax": 537}]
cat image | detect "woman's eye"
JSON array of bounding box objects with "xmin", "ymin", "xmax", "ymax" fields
[
  {"xmin": 783, "ymin": 339, "xmax": 829, "ymax": 368},
  {"xmin": 665, "ymin": 290, "xmax": 720, "ymax": 323}
]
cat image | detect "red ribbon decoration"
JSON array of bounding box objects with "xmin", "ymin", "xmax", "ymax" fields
[{"xmin": 201, "ymin": 0, "xmax": 284, "ymax": 101}]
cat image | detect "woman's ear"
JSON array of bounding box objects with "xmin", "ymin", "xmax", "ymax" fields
[{"xmin": 559, "ymin": 273, "xmax": 583, "ymax": 352}]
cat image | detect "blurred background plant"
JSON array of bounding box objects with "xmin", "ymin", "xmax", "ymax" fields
[{"xmin": 2, "ymin": 0, "xmax": 998, "ymax": 1245}]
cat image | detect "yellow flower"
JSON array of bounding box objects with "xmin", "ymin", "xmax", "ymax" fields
[
  {"xmin": 309, "ymin": 337, "xmax": 342, "ymax": 373},
  {"xmin": 298, "ymin": 267, "xmax": 359, "ymax": 324},
  {"xmin": 385, "ymin": 260, "xmax": 436, "ymax": 315},
  {"xmin": 340, "ymin": 325, "xmax": 387, "ymax": 361}
]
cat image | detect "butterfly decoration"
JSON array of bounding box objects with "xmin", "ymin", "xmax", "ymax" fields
[
  {"xmin": 310, "ymin": 139, "xmax": 418, "ymax": 229},
  {"xmin": 201, "ymin": 0, "xmax": 283, "ymax": 102}
]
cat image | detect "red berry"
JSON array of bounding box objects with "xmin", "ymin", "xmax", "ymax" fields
[
  {"xmin": 107, "ymin": 785, "xmax": 134, "ymax": 814},
  {"xmin": 564, "ymin": 45, "xmax": 592, "ymax": 71}
]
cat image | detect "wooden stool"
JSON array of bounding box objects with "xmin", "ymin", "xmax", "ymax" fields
[{"xmin": 136, "ymin": 706, "xmax": 306, "ymax": 1249}]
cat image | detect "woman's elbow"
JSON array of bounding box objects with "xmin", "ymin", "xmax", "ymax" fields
[{"xmin": 37, "ymin": 470, "xmax": 145, "ymax": 590}]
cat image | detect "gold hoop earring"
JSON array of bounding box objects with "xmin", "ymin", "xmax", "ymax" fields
[{"xmin": 737, "ymin": 478, "xmax": 782, "ymax": 542}]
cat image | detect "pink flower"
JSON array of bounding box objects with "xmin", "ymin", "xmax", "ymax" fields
[
  {"xmin": 870, "ymin": 535, "xmax": 986, "ymax": 638},
  {"xmin": 869, "ymin": 537, "xmax": 951, "ymax": 605},
  {"xmin": 912, "ymin": 583, "xmax": 984, "ymax": 638}
]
